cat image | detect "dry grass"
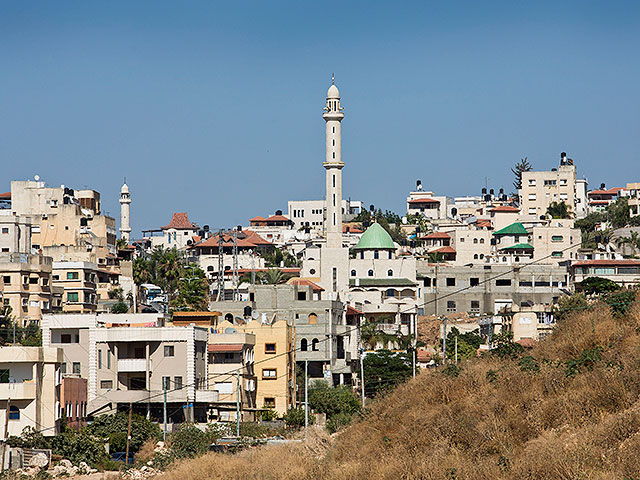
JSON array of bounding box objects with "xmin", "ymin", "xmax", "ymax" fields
[{"xmin": 158, "ymin": 304, "xmax": 640, "ymax": 479}]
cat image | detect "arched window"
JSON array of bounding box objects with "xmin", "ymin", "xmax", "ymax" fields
[
  {"xmin": 480, "ymin": 254, "xmax": 484, "ymax": 259},
  {"xmin": 300, "ymin": 339, "xmax": 308, "ymax": 351},
  {"xmin": 351, "ymin": 270, "xmax": 357, "ymax": 277},
  {"xmin": 387, "ymin": 269, "xmax": 393, "ymax": 276},
  {"xmin": 480, "ymin": 238, "xmax": 485, "ymax": 244},
  {"xmin": 311, "ymin": 338, "xmax": 319, "ymax": 351},
  {"xmin": 368, "ymin": 270, "xmax": 374, "ymax": 277},
  {"xmin": 308, "ymin": 313, "xmax": 318, "ymax": 325},
  {"xmin": 473, "ymin": 254, "xmax": 478, "ymax": 259},
  {"xmin": 225, "ymin": 313, "xmax": 234, "ymax": 323},
  {"xmin": 515, "ymin": 256, "xmax": 520, "ymax": 262},
  {"xmin": 473, "ymin": 238, "xmax": 478, "ymax": 244},
  {"xmin": 8, "ymin": 406, "xmax": 19, "ymax": 420},
  {"xmin": 388, "ymin": 251, "xmax": 392, "ymax": 259},
  {"xmin": 374, "ymin": 250, "xmax": 379, "ymax": 259},
  {"xmin": 385, "ymin": 289, "xmax": 396, "ymax": 297},
  {"xmin": 207, "ymin": 266, "xmax": 214, "ymax": 272}
]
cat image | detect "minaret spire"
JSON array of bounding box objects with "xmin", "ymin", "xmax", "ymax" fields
[
  {"xmin": 323, "ymin": 77, "xmax": 344, "ymax": 248},
  {"xmin": 119, "ymin": 181, "xmax": 132, "ymax": 242}
]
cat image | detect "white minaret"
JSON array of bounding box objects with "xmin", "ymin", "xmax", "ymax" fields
[
  {"xmin": 323, "ymin": 75, "xmax": 344, "ymax": 248},
  {"xmin": 119, "ymin": 182, "xmax": 131, "ymax": 242}
]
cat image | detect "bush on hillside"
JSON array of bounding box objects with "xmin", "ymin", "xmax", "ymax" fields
[
  {"xmin": 50, "ymin": 429, "xmax": 109, "ymax": 467},
  {"xmin": 282, "ymin": 407, "xmax": 307, "ymax": 429},
  {"xmin": 87, "ymin": 412, "xmax": 161, "ymax": 454},
  {"xmin": 309, "ymin": 382, "xmax": 360, "ymax": 419},
  {"xmin": 168, "ymin": 424, "xmax": 209, "ymax": 459}
]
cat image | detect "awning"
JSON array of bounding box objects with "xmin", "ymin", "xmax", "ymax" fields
[{"xmin": 208, "ymin": 344, "xmax": 243, "ymax": 353}]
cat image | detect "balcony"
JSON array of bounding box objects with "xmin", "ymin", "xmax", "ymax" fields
[
  {"xmin": 118, "ymin": 358, "xmax": 151, "ymax": 372},
  {"xmin": 0, "ymin": 382, "xmax": 37, "ymax": 400}
]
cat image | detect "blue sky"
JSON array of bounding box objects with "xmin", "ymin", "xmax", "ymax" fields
[{"xmin": 1, "ymin": 1, "xmax": 639, "ymax": 235}]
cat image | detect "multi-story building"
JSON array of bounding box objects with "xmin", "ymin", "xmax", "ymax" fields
[
  {"xmin": 0, "ymin": 346, "xmax": 63, "ymax": 437},
  {"xmin": 417, "ymin": 262, "xmax": 569, "ymax": 316},
  {"xmin": 447, "ymin": 228, "xmax": 492, "ymax": 264},
  {"xmin": 628, "ymin": 182, "xmax": 640, "ymax": 218},
  {"xmin": 0, "ymin": 253, "xmax": 53, "ymax": 325},
  {"xmin": 406, "ymin": 186, "xmax": 451, "ymax": 220},
  {"xmin": 587, "ymin": 184, "xmax": 626, "ymax": 213},
  {"xmin": 0, "ymin": 212, "xmax": 33, "ymax": 254},
  {"xmin": 287, "ymin": 199, "xmax": 363, "ymax": 233},
  {"xmin": 531, "ymin": 220, "xmax": 581, "ymax": 265},
  {"xmin": 570, "ymin": 259, "xmax": 640, "ymax": 288},
  {"xmin": 501, "ymin": 304, "xmax": 556, "ymax": 342},
  {"xmin": 52, "ymin": 261, "xmax": 99, "ymax": 313},
  {"xmin": 519, "ymin": 153, "xmax": 584, "ymax": 219},
  {"xmin": 141, "ymin": 212, "xmax": 199, "ymax": 250}
]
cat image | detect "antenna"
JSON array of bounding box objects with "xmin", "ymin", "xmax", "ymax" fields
[
  {"xmin": 232, "ymin": 228, "xmax": 239, "ymax": 301},
  {"xmin": 331, "ymin": 73, "xmax": 335, "ymax": 85}
]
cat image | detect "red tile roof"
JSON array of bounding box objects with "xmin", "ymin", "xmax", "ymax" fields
[
  {"xmin": 249, "ymin": 216, "xmax": 266, "ymax": 222},
  {"xmin": 431, "ymin": 246, "xmax": 456, "ymax": 254},
  {"xmin": 573, "ymin": 259, "xmax": 640, "ymax": 267},
  {"xmin": 423, "ymin": 232, "xmax": 451, "ymax": 239},
  {"xmin": 476, "ymin": 220, "xmax": 492, "ymax": 228},
  {"xmin": 265, "ymin": 214, "xmax": 290, "ymax": 222},
  {"xmin": 408, "ymin": 198, "xmax": 440, "ymax": 204},
  {"xmin": 589, "ymin": 187, "xmax": 624, "ymax": 196},
  {"xmin": 417, "ymin": 348, "xmax": 433, "ymax": 362},
  {"xmin": 161, "ymin": 212, "xmax": 197, "ymax": 230},
  {"xmin": 208, "ymin": 344, "xmax": 244, "ymax": 353},
  {"xmin": 288, "ymin": 278, "xmax": 324, "ymax": 291},
  {"xmin": 489, "ymin": 206, "xmax": 520, "ymax": 213},
  {"xmin": 225, "ymin": 267, "xmax": 301, "ymax": 276},
  {"xmin": 343, "ymin": 225, "xmax": 363, "ymax": 234},
  {"xmin": 0, "ymin": 192, "xmax": 10, "ymax": 200},
  {"xmin": 242, "ymin": 230, "xmax": 272, "ymax": 246},
  {"xmin": 195, "ymin": 234, "xmax": 256, "ymax": 249},
  {"xmin": 589, "ymin": 200, "xmax": 611, "ymax": 205},
  {"xmin": 346, "ymin": 305, "xmax": 363, "ymax": 316}
]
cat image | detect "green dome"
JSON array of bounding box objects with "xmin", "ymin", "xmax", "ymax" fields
[{"xmin": 354, "ymin": 223, "xmax": 395, "ymax": 250}]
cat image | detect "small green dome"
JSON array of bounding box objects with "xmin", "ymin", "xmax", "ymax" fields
[{"xmin": 354, "ymin": 223, "xmax": 395, "ymax": 250}]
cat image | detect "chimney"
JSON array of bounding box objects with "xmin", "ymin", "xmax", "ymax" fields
[{"xmin": 600, "ymin": 183, "xmax": 606, "ymax": 190}]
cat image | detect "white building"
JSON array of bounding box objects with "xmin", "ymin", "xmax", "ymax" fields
[{"xmin": 287, "ymin": 199, "xmax": 363, "ymax": 232}]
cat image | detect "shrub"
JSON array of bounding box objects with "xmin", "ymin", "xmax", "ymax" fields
[
  {"xmin": 605, "ymin": 289, "xmax": 636, "ymax": 317},
  {"xmin": 87, "ymin": 412, "xmax": 161, "ymax": 454},
  {"xmin": 256, "ymin": 409, "xmax": 278, "ymax": 421},
  {"xmin": 519, "ymin": 356, "xmax": 539, "ymax": 374},
  {"xmin": 491, "ymin": 332, "xmax": 524, "ymax": 359},
  {"xmin": 565, "ymin": 346, "xmax": 603, "ymax": 377},
  {"xmin": 442, "ymin": 364, "xmax": 460, "ymax": 377},
  {"xmin": 168, "ymin": 424, "xmax": 209, "ymax": 459},
  {"xmin": 485, "ymin": 369, "xmax": 498, "ymax": 383},
  {"xmin": 309, "ymin": 382, "xmax": 361, "ymax": 419},
  {"xmin": 326, "ymin": 412, "xmax": 355, "ymax": 434},
  {"xmin": 282, "ymin": 407, "xmax": 307, "ymax": 429},
  {"xmin": 50, "ymin": 430, "xmax": 109, "ymax": 467}
]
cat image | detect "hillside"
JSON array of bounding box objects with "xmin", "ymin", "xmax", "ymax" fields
[{"xmin": 158, "ymin": 303, "xmax": 640, "ymax": 480}]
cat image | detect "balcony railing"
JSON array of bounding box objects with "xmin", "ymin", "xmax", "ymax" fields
[
  {"xmin": 0, "ymin": 382, "xmax": 37, "ymax": 400},
  {"xmin": 118, "ymin": 358, "xmax": 151, "ymax": 372}
]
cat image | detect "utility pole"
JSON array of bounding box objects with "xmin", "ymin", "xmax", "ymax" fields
[
  {"xmin": 304, "ymin": 360, "xmax": 308, "ymax": 440},
  {"xmin": 455, "ymin": 335, "xmax": 458, "ymax": 364},
  {"xmin": 163, "ymin": 383, "xmax": 167, "ymax": 441},
  {"xmin": 412, "ymin": 313, "xmax": 416, "ymax": 378},
  {"xmin": 216, "ymin": 229, "xmax": 224, "ymax": 301},
  {"xmin": 1, "ymin": 398, "xmax": 11, "ymax": 472},
  {"xmin": 125, "ymin": 403, "xmax": 133, "ymax": 465},
  {"xmin": 442, "ymin": 316, "xmax": 447, "ymax": 364},
  {"xmin": 250, "ymin": 249, "xmax": 255, "ymax": 285},
  {"xmin": 232, "ymin": 229, "xmax": 239, "ymax": 301},
  {"xmin": 236, "ymin": 373, "xmax": 241, "ymax": 437},
  {"xmin": 360, "ymin": 349, "xmax": 365, "ymax": 408}
]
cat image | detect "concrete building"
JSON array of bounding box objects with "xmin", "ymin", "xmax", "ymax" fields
[
  {"xmin": 52, "ymin": 261, "xmax": 99, "ymax": 313},
  {"xmin": 502, "ymin": 304, "xmax": 556, "ymax": 342},
  {"xmin": 406, "ymin": 187, "xmax": 451, "ymax": 220},
  {"xmin": 0, "ymin": 253, "xmax": 53, "ymax": 325},
  {"xmin": 531, "ymin": 220, "xmax": 581, "ymax": 265},
  {"xmin": 587, "ymin": 184, "xmax": 626, "ymax": 213},
  {"xmin": 0, "ymin": 346, "xmax": 63, "ymax": 437},
  {"xmin": 570, "ymin": 259, "xmax": 640, "ymax": 288},
  {"xmin": 447, "ymin": 228, "xmax": 492, "ymax": 265},
  {"xmin": 0, "ymin": 212, "xmax": 32, "ymax": 254},
  {"xmin": 417, "ymin": 262, "xmax": 569, "ymax": 316},
  {"xmin": 519, "ymin": 153, "xmax": 584, "ymax": 219},
  {"xmin": 628, "ymin": 182, "xmax": 640, "ymax": 218},
  {"xmin": 142, "ymin": 212, "xmax": 199, "ymax": 250},
  {"xmin": 287, "ymin": 199, "xmax": 363, "ymax": 232},
  {"xmin": 489, "ymin": 222, "xmax": 533, "ymax": 265}
]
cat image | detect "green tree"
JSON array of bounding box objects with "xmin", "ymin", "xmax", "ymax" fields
[
  {"xmin": 308, "ymin": 382, "xmax": 360, "ymax": 419},
  {"xmin": 553, "ymin": 293, "xmax": 589, "ymax": 322},
  {"xmin": 86, "ymin": 412, "xmax": 161, "ymax": 454},
  {"xmin": 363, "ymin": 350, "xmax": 412, "ymax": 397},
  {"xmin": 50, "ymin": 429, "xmax": 109, "ymax": 467},
  {"xmin": 607, "ymin": 197, "xmax": 630, "ymax": 228},
  {"xmin": 0, "ymin": 304, "xmax": 14, "ymax": 345},
  {"xmin": 546, "ymin": 201, "xmax": 572, "ymax": 219},
  {"xmin": 511, "ymin": 157, "xmax": 532, "ymax": 191},
  {"xmin": 282, "ymin": 407, "xmax": 307, "ymax": 429},
  {"xmin": 577, "ymin": 276, "xmax": 620, "ymax": 295},
  {"xmin": 255, "ymin": 269, "xmax": 291, "ymax": 285},
  {"xmin": 491, "ymin": 332, "xmax": 524, "ymax": 358},
  {"xmin": 171, "ymin": 264, "xmax": 209, "ymax": 311},
  {"xmin": 359, "ymin": 323, "xmax": 399, "ymax": 350},
  {"xmin": 445, "ymin": 327, "xmax": 484, "ymax": 361},
  {"xmin": 110, "ymin": 301, "xmax": 129, "ymax": 314},
  {"xmin": 617, "ymin": 231, "xmax": 640, "ymax": 255}
]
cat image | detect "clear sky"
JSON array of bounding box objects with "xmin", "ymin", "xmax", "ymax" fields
[{"xmin": 1, "ymin": 1, "xmax": 639, "ymax": 235}]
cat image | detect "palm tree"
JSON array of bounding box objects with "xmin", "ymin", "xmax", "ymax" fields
[
  {"xmin": 546, "ymin": 201, "xmax": 572, "ymax": 219},
  {"xmin": 256, "ymin": 269, "xmax": 291, "ymax": 285},
  {"xmin": 618, "ymin": 231, "xmax": 640, "ymax": 255}
]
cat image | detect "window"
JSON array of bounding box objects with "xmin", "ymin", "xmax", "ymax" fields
[
  {"xmin": 446, "ymin": 278, "xmax": 455, "ymax": 287},
  {"xmin": 528, "ymin": 208, "xmax": 536, "ymax": 215},
  {"xmin": 265, "ymin": 343, "xmax": 276, "ymax": 354},
  {"xmin": 552, "ymin": 251, "xmax": 563, "ymax": 257},
  {"xmin": 98, "ymin": 350, "xmax": 102, "ymax": 369},
  {"xmin": 42, "ymin": 277, "xmax": 49, "ymax": 287},
  {"xmin": 2, "ymin": 276, "xmax": 9, "ymax": 284},
  {"xmin": 387, "ymin": 269, "xmax": 393, "ymax": 277},
  {"xmin": 496, "ymin": 279, "xmax": 512, "ymax": 287},
  {"xmin": 470, "ymin": 278, "xmax": 479, "ymax": 286},
  {"xmin": 473, "ymin": 238, "xmax": 478, "ymax": 244},
  {"xmin": 60, "ymin": 334, "xmax": 72, "ymax": 344},
  {"xmin": 471, "ymin": 300, "xmax": 480, "ymax": 312},
  {"xmin": 8, "ymin": 406, "xmax": 20, "ymax": 420},
  {"xmin": 528, "ymin": 194, "xmax": 536, "ymax": 201},
  {"xmin": 446, "ymin": 301, "xmax": 456, "ymax": 312},
  {"xmin": 367, "ymin": 269, "xmax": 374, "ymax": 277},
  {"xmin": 0, "ymin": 369, "xmax": 9, "ymax": 383},
  {"xmin": 107, "ymin": 351, "xmax": 111, "ymax": 369},
  {"xmin": 67, "ymin": 292, "xmax": 79, "ymax": 303},
  {"xmin": 350, "ymin": 269, "xmax": 356, "ymax": 277},
  {"xmin": 373, "ymin": 250, "xmax": 379, "ymax": 259},
  {"xmin": 60, "ymin": 363, "xmax": 66, "ymax": 374},
  {"xmin": 174, "ymin": 376, "xmax": 183, "ymax": 389},
  {"xmin": 164, "ymin": 345, "xmax": 175, "ymax": 357},
  {"xmin": 301, "ymin": 338, "xmax": 308, "ymax": 351},
  {"xmin": 297, "ymin": 291, "xmax": 306, "ymax": 301},
  {"xmin": 1, "ymin": 228, "xmax": 8, "ymax": 234},
  {"xmin": 29, "ymin": 277, "xmax": 38, "ymax": 285},
  {"xmin": 473, "ymin": 254, "xmax": 478, "ymax": 260},
  {"xmin": 560, "ymin": 179, "xmax": 567, "ymax": 186},
  {"xmin": 528, "ymin": 179, "xmax": 536, "ymax": 186},
  {"xmin": 72, "ymin": 362, "xmax": 81, "ymax": 375},
  {"xmin": 423, "ymin": 278, "xmax": 431, "ymax": 287},
  {"xmin": 480, "ymin": 238, "xmax": 485, "ymax": 244},
  {"xmin": 101, "ymin": 380, "xmax": 113, "ymax": 390},
  {"xmin": 551, "ymin": 235, "xmax": 563, "ymax": 242},
  {"xmin": 162, "ymin": 377, "xmax": 171, "ymax": 390},
  {"xmin": 263, "ymin": 397, "xmax": 276, "ymax": 408},
  {"xmin": 308, "ymin": 313, "xmax": 318, "ymax": 324},
  {"xmin": 262, "ymin": 369, "xmax": 277, "ymax": 380},
  {"xmin": 312, "ymin": 338, "xmax": 319, "ymax": 351},
  {"xmin": 66, "ymin": 272, "xmax": 79, "ymax": 280}
]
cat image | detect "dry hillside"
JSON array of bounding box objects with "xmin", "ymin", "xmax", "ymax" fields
[{"xmin": 159, "ymin": 303, "xmax": 640, "ymax": 480}]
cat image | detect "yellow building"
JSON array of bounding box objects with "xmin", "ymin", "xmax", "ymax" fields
[
  {"xmin": 227, "ymin": 319, "xmax": 293, "ymax": 416},
  {"xmin": 52, "ymin": 261, "xmax": 99, "ymax": 313}
]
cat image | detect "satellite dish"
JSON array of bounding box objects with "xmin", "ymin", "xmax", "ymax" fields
[
  {"xmin": 224, "ymin": 327, "xmax": 238, "ymax": 334},
  {"xmin": 34, "ymin": 175, "xmax": 40, "ymax": 181},
  {"xmin": 252, "ymin": 311, "xmax": 260, "ymax": 320}
]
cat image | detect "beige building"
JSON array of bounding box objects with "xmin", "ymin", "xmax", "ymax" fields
[
  {"xmin": 52, "ymin": 261, "xmax": 99, "ymax": 313},
  {"xmin": 532, "ymin": 220, "xmax": 581, "ymax": 265},
  {"xmin": 502, "ymin": 304, "xmax": 555, "ymax": 342},
  {"xmin": 0, "ymin": 212, "xmax": 32, "ymax": 254},
  {"xmin": 0, "ymin": 253, "xmax": 53, "ymax": 325},
  {"xmin": 0, "ymin": 346, "xmax": 63, "ymax": 437},
  {"xmin": 627, "ymin": 182, "xmax": 640, "ymax": 218},
  {"xmin": 520, "ymin": 153, "xmax": 585, "ymax": 219},
  {"xmin": 448, "ymin": 228, "xmax": 492, "ymax": 264}
]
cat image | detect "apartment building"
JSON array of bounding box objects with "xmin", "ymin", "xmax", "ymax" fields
[
  {"xmin": 587, "ymin": 184, "xmax": 626, "ymax": 213},
  {"xmin": 520, "ymin": 153, "xmax": 586, "ymax": 219},
  {"xmin": 417, "ymin": 262, "xmax": 569, "ymax": 316},
  {"xmin": 628, "ymin": 182, "xmax": 640, "ymax": 218},
  {"xmin": 52, "ymin": 261, "xmax": 99, "ymax": 313},
  {"xmin": 141, "ymin": 212, "xmax": 199, "ymax": 250},
  {"xmin": 531, "ymin": 220, "xmax": 581, "ymax": 265},
  {"xmin": 0, "ymin": 253, "xmax": 53, "ymax": 325},
  {"xmin": 501, "ymin": 304, "xmax": 555, "ymax": 342},
  {"xmin": 406, "ymin": 188, "xmax": 451, "ymax": 220},
  {"xmin": 570, "ymin": 259, "xmax": 640, "ymax": 288},
  {"xmin": 447, "ymin": 229, "xmax": 492, "ymax": 264},
  {"xmin": 10, "ymin": 180, "xmax": 117, "ymax": 256},
  {"xmin": 0, "ymin": 346, "xmax": 63, "ymax": 437},
  {"xmin": 287, "ymin": 199, "xmax": 363, "ymax": 232},
  {"xmin": 0, "ymin": 212, "xmax": 32, "ymax": 254}
]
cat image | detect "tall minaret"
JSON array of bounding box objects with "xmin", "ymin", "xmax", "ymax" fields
[
  {"xmin": 323, "ymin": 75, "xmax": 344, "ymax": 248},
  {"xmin": 119, "ymin": 181, "xmax": 131, "ymax": 242}
]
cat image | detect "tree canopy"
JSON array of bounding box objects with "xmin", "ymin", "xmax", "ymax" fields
[
  {"xmin": 511, "ymin": 157, "xmax": 532, "ymax": 192},
  {"xmin": 363, "ymin": 350, "xmax": 413, "ymax": 398}
]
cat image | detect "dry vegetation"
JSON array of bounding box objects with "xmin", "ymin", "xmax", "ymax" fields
[{"xmin": 158, "ymin": 304, "xmax": 640, "ymax": 479}]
